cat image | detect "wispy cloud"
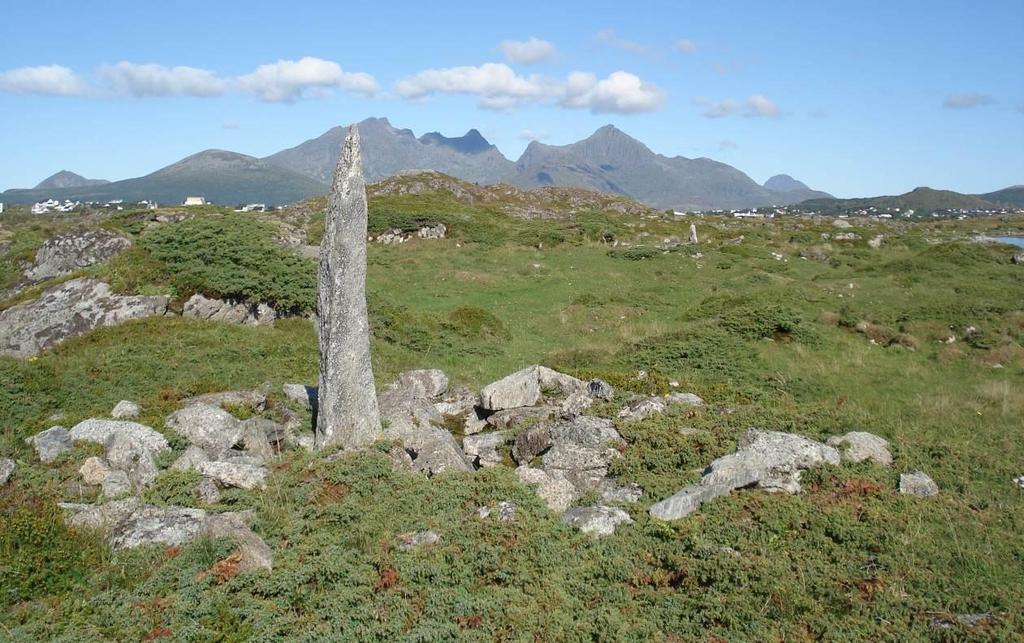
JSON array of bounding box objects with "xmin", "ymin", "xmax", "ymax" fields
[
  {"xmin": 101, "ymin": 62, "xmax": 225, "ymax": 97},
  {"xmin": 594, "ymin": 29, "xmax": 653, "ymax": 56},
  {"xmin": 500, "ymin": 37, "xmax": 556, "ymax": 65},
  {"xmin": 695, "ymin": 94, "xmax": 781, "ymax": 119},
  {"xmin": 943, "ymin": 92, "xmax": 993, "ymax": 109},
  {"xmin": 0, "ymin": 64, "xmax": 90, "ymax": 96},
  {"xmin": 395, "ymin": 63, "xmax": 665, "ymax": 114},
  {"xmin": 518, "ymin": 129, "xmax": 549, "ymax": 141},
  {"xmin": 674, "ymin": 39, "xmax": 697, "ymax": 54}
]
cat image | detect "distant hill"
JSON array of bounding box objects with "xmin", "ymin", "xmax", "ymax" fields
[
  {"xmin": 763, "ymin": 174, "xmax": 832, "ymax": 203},
  {"xmin": 34, "ymin": 170, "xmax": 109, "ymax": 190},
  {"xmin": 977, "ymin": 185, "xmax": 1024, "ymax": 208},
  {"xmin": 3, "ymin": 150, "xmax": 327, "ymax": 206},
  {"xmin": 799, "ymin": 186, "xmax": 1000, "ymax": 214},
  {"xmin": 264, "ymin": 117, "xmax": 517, "ymax": 185}
]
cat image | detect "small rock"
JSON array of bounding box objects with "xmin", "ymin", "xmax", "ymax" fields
[
  {"xmin": 563, "ymin": 505, "xmax": 633, "ymax": 537},
  {"xmin": 27, "ymin": 426, "xmax": 73, "ymax": 462},
  {"xmin": 395, "ymin": 369, "xmax": 449, "ymax": 400},
  {"xmin": 79, "ymin": 456, "xmax": 112, "ymax": 485},
  {"xmin": 899, "ymin": 470, "xmax": 938, "ymax": 497},
  {"xmin": 560, "ymin": 391, "xmax": 594, "ymax": 418},
  {"xmin": 202, "ymin": 511, "xmax": 273, "ymax": 571},
  {"xmin": 463, "ymin": 409, "xmax": 489, "ymax": 435},
  {"xmin": 111, "ymin": 400, "xmax": 140, "ymax": 419},
  {"xmin": 282, "ymin": 383, "xmax": 317, "ymax": 410},
  {"xmin": 832, "ymin": 218, "xmax": 852, "ymax": 229},
  {"xmin": 101, "ymin": 470, "xmax": 132, "ymax": 497},
  {"xmin": 196, "ymin": 477, "xmax": 222, "ymax": 504},
  {"xmin": 868, "ymin": 235, "xmax": 884, "ymax": 249},
  {"xmin": 237, "ymin": 418, "xmax": 276, "ymax": 463},
  {"xmin": 388, "ymin": 445, "xmax": 415, "ymax": 472},
  {"xmin": 171, "ymin": 445, "xmax": 211, "ymax": 471},
  {"xmin": 826, "ymin": 431, "xmax": 893, "ymax": 466},
  {"xmin": 477, "ymin": 501, "xmax": 516, "ymax": 522},
  {"xmin": 511, "ymin": 423, "xmax": 553, "ymax": 465},
  {"xmin": 197, "ymin": 461, "xmax": 268, "ymax": 490},
  {"xmin": 463, "ymin": 431, "xmax": 508, "ymax": 468},
  {"xmin": 398, "ymin": 530, "xmax": 440, "ymax": 551},
  {"xmin": 0, "ymin": 458, "xmax": 15, "ymax": 485},
  {"xmin": 587, "ymin": 379, "xmax": 615, "ymax": 401},
  {"xmin": 1013, "ymin": 475, "xmax": 1024, "ymax": 490},
  {"xmin": 434, "ymin": 385, "xmax": 476, "ymax": 417},
  {"xmin": 106, "ymin": 431, "xmax": 159, "ymax": 487}
]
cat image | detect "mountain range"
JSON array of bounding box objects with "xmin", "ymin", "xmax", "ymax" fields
[
  {"xmin": 799, "ymin": 186, "xmax": 1010, "ymax": 214},
  {"xmin": 3, "ymin": 118, "xmax": 1019, "ymax": 212},
  {"xmin": 3, "ymin": 118, "xmax": 832, "ymax": 209}
]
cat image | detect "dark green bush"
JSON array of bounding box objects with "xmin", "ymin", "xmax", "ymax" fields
[
  {"xmin": 142, "ymin": 214, "xmax": 316, "ymax": 313},
  {"xmin": 444, "ymin": 306, "xmax": 510, "ymax": 341},
  {"xmin": 608, "ymin": 246, "xmax": 658, "ymax": 261}
]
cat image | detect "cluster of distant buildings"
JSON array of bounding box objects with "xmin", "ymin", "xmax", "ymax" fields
[
  {"xmin": 674, "ymin": 204, "xmax": 1022, "ymax": 220},
  {"xmin": 14, "ymin": 194, "xmax": 270, "ymax": 216}
]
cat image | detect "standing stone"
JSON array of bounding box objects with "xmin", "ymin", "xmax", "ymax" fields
[
  {"xmin": 316, "ymin": 125, "xmax": 381, "ymax": 450},
  {"xmin": 689, "ymin": 223, "xmax": 698, "ymax": 244}
]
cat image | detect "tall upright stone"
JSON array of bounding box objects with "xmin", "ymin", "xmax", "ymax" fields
[
  {"xmin": 688, "ymin": 223, "xmax": 698, "ymax": 244},
  {"xmin": 316, "ymin": 126, "xmax": 381, "ymax": 449}
]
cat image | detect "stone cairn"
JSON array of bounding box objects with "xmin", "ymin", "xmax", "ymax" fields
[{"xmin": 315, "ymin": 125, "xmax": 382, "ymax": 449}]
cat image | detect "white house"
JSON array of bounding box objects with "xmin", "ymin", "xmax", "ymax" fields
[{"xmin": 183, "ymin": 196, "xmax": 207, "ymax": 206}]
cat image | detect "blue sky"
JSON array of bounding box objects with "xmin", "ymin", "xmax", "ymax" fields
[{"xmin": 1, "ymin": 0, "xmax": 1022, "ymax": 197}]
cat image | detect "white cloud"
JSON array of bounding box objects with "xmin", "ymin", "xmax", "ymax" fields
[
  {"xmin": 236, "ymin": 57, "xmax": 377, "ymax": 102},
  {"xmin": 674, "ymin": 39, "xmax": 697, "ymax": 54},
  {"xmin": 744, "ymin": 94, "xmax": 780, "ymax": 118},
  {"xmin": 100, "ymin": 62, "xmax": 225, "ymax": 97},
  {"xmin": 0, "ymin": 64, "xmax": 90, "ymax": 96},
  {"xmin": 594, "ymin": 30, "xmax": 652, "ymax": 56},
  {"xmin": 395, "ymin": 63, "xmax": 553, "ymax": 109},
  {"xmin": 561, "ymin": 71, "xmax": 666, "ymax": 114},
  {"xmin": 500, "ymin": 37, "xmax": 556, "ymax": 65},
  {"xmin": 697, "ymin": 94, "xmax": 780, "ymax": 118},
  {"xmin": 943, "ymin": 92, "xmax": 993, "ymax": 109}
]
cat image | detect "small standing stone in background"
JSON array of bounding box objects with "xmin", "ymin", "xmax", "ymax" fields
[
  {"xmin": 689, "ymin": 223, "xmax": 698, "ymax": 244},
  {"xmin": 0, "ymin": 458, "xmax": 14, "ymax": 485}
]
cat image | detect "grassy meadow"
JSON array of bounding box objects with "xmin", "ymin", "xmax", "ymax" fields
[{"xmin": 1, "ymin": 189, "xmax": 1023, "ymax": 640}]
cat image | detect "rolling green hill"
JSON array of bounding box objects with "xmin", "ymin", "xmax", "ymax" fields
[
  {"xmin": 799, "ymin": 186, "xmax": 1000, "ymax": 214},
  {"xmin": 979, "ymin": 185, "xmax": 1024, "ymax": 208}
]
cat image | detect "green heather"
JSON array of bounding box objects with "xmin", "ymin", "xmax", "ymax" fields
[{"xmin": 1, "ymin": 189, "xmax": 1023, "ymax": 640}]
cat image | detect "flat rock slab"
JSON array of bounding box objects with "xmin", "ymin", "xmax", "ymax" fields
[
  {"xmin": 618, "ymin": 392, "xmax": 705, "ymax": 423},
  {"xmin": 479, "ymin": 367, "xmax": 542, "ymax": 411},
  {"xmin": 24, "ymin": 228, "xmax": 131, "ymax": 281},
  {"xmin": 198, "ymin": 461, "xmax": 268, "ymax": 490},
  {"xmin": 182, "ymin": 293, "xmax": 277, "ymax": 326},
  {"xmin": 563, "ymin": 505, "xmax": 633, "ymax": 537},
  {"xmin": 0, "ymin": 278, "xmax": 168, "ymax": 358},
  {"xmin": 69, "ymin": 418, "xmax": 170, "ymax": 454},
  {"xmin": 650, "ymin": 430, "xmax": 839, "ymax": 521},
  {"xmin": 463, "ymin": 431, "xmax": 508, "ymax": 468}
]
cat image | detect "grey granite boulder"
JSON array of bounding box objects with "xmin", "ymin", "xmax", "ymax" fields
[
  {"xmin": 378, "ymin": 373, "xmax": 472, "ymax": 475},
  {"xmin": 618, "ymin": 392, "xmax": 705, "ymax": 423},
  {"xmin": 511, "ymin": 423, "xmax": 553, "ymax": 465},
  {"xmin": 477, "ymin": 501, "xmax": 516, "ymax": 522},
  {"xmin": 110, "ymin": 400, "xmax": 140, "ymax": 419},
  {"xmin": 202, "ymin": 510, "xmax": 272, "ymax": 571},
  {"xmin": 197, "ymin": 460, "xmax": 268, "ymax": 490},
  {"xmin": 182, "ymin": 389, "xmax": 267, "ymax": 413},
  {"xmin": 479, "ymin": 366, "xmax": 542, "ymax": 411},
  {"xmin": 899, "ymin": 470, "xmax": 939, "ymax": 497},
  {"xmin": 0, "ymin": 278, "xmax": 168, "ymax": 358},
  {"xmin": 650, "ymin": 430, "xmax": 840, "ymax": 521},
  {"xmin": 27, "ymin": 426, "xmax": 73, "ymax": 462},
  {"xmin": 395, "ymin": 369, "xmax": 449, "ymax": 400},
  {"xmin": 543, "ymin": 441, "xmax": 621, "ymax": 494},
  {"xmin": 24, "ymin": 228, "xmax": 131, "ymax": 281},
  {"xmin": 237, "ymin": 418, "xmax": 276, "ymax": 463},
  {"xmin": 486, "ymin": 405, "xmax": 557, "ymax": 429},
  {"xmin": 587, "ymin": 379, "xmax": 615, "ymax": 401},
  {"xmin": 516, "ymin": 466, "xmax": 578, "ymax": 512},
  {"xmin": 171, "ymin": 445, "xmax": 210, "ymax": 471},
  {"xmin": 0, "ymin": 458, "xmax": 14, "ymax": 485},
  {"xmin": 79, "ymin": 456, "xmax": 111, "ymax": 485},
  {"xmin": 282, "ymin": 383, "xmax": 317, "ymax": 410},
  {"xmin": 398, "ymin": 530, "xmax": 441, "ymax": 551},
  {"xmin": 182, "ymin": 293, "xmax": 277, "ymax": 326},
  {"xmin": 69, "ymin": 418, "xmax": 169, "ymax": 454},
  {"xmin": 101, "ymin": 470, "xmax": 132, "ymax": 497},
  {"xmin": 165, "ymin": 403, "xmax": 242, "ymax": 455},
  {"xmin": 196, "ymin": 477, "xmax": 221, "ymax": 504},
  {"xmin": 563, "ymin": 505, "xmax": 633, "ymax": 537},
  {"xmin": 463, "ymin": 431, "xmax": 508, "ymax": 468},
  {"xmin": 827, "ymin": 431, "xmax": 893, "ymax": 466},
  {"xmin": 105, "ymin": 431, "xmax": 160, "ymax": 488},
  {"xmin": 598, "ymin": 479, "xmax": 644, "ymax": 504}
]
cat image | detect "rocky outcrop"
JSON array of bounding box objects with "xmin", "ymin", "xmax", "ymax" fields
[
  {"xmin": 59, "ymin": 500, "xmax": 272, "ymax": 570},
  {"xmin": 0, "ymin": 278, "xmax": 168, "ymax": 358},
  {"xmin": 617, "ymin": 392, "xmax": 704, "ymax": 423},
  {"xmin": 24, "ymin": 228, "xmax": 131, "ymax": 281},
  {"xmin": 165, "ymin": 404, "xmax": 243, "ymax": 456},
  {"xmin": 316, "ymin": 125, "xmax": 382, "ymax": 449},
  {"xmin": 650, "ymin": 430, "xmax": 840, "ymax": 521},
  {"xmin": 182, "ymin": 293, "xmax": 277, "ymax": 326}
]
